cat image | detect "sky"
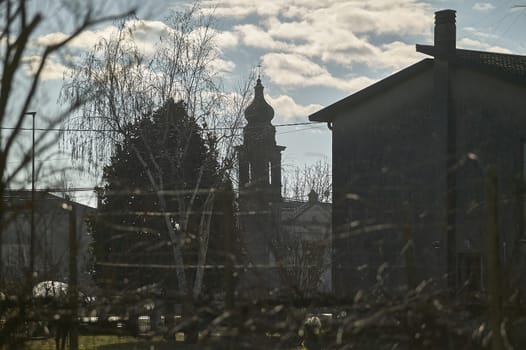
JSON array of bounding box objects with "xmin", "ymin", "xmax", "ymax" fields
[{"xmin": 10, "ymin": 0, "xmax": 526, "ymax": 205}]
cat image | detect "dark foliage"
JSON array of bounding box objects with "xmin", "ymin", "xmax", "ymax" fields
[{"xmin": 90, "ymin": 99, "xmax": 231, "ymax": 297}]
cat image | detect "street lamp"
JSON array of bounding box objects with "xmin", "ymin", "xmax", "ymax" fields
[{"xmin": 25, "ymin": 111, "xmax": 36, "ymax": 280}]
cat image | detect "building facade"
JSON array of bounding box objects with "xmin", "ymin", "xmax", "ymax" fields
[
  {"xmin": 1, "ymin": 191, "xmax": 94, "ymax": 290},
  {"xmin": 310, "ymin": 10, "xmax": 526, "ymax": 296}
]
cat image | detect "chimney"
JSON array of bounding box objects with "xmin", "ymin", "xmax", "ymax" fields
[{"xmin": 434, "ymin": 9, "xmax": 456, "ymax": 58}]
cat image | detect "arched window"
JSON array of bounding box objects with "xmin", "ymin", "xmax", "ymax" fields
[{"xmin": 248, "ymin": 162, "xmax": 252, "ymax": 183}]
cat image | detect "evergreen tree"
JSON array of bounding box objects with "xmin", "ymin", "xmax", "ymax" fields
[{"xmin": 90, "ymin": 99, "xmax": 231, "ymax": 298}]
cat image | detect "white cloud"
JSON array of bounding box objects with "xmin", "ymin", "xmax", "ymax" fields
[
  {"xmin": 458, "ymin": 37, "xmax": 487, "ymax": 49},
  {"xmin": 316, "ymin": 40, "xmax": 423, "ymax": 70},
  {"xmin": 34, "ymin": 26, "xmax": 119, "ymax": 50},
  {"xmin": 266, "ymin": 94, "xmax": 323, "ymax": 120},
  {"xmin": 205, "ymin": 0, "xmax": 431, "ymax": 35},
  {"xmin": 201, "ymin": 4, "xmax": 254, "ymax": 19},
  {"xmin": 32, "ymin": 20, "xmax": 170, "ymax": 54},
  {"xmin": 205, "ymin": 0, "xmax": 432, "ymax": 73},
  {"xmin": 31, "ymin": 1, "xmax": 434, "ymax": 89},
  {"xmin": 33, "ymin": 32, "xmax": 70, "ymax": 46},
  {"xmin": 234, "ymin": 24, "xmax": 289, "ymax": 51},
  {"xmin": 214, "ymin": 30, "xmax": 239, "ymax": 49},
  {"xmin": 458, "ymin": 37, "xmax": 512, "ymax": 54},
  {"xmin": 487, "ymin": 46, "xmax": 513, "ymax": 54},
  {"xmin": 266, "ymin": 17, "xmax": 379, "ymax": 63},
  {"xmin": 23, "ymin": 56, "xmax": 72, "ymax": 80},
  {"xmin": 374, "ymin": 41, "xmax": 424, "ymax": 69},
  {"xmin": 209, "ymin": 58, "xmax": 236, "ymax": 73},
  {"xmin": 473, "ymin": 3, "xmax": 496, "ymax": 12},
  {"xmin": 303, "ymin": 1, "xmax": 430, "ymax": 35},
  {"xmin": 262, "ymin": 53, "xmax": 375, "ymax": 92},
  {"xmin": 30, "ymin": 19, "xmax": 239, "ymax": 80},
  {"xmin": 463, "ymin": 27, "xmax": 499, "ymax": 40}
]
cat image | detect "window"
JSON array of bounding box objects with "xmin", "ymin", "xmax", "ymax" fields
[{"xmin": 268, "ymin": 161, "xmax": 272, "ymax": 185}]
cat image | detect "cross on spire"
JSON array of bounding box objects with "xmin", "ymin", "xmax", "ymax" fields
[{"xmin": 257, "ymin": 63, "xmax": 262, "ymax": 80}]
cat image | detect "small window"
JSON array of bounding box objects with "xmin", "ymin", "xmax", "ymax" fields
[
  {"xmin": 248, "ymin": 162, "xmax": 252, "ymax": 184},
  {"xmin": 268, "ymin": 161, "xmax": 272, "ymax": 185}
]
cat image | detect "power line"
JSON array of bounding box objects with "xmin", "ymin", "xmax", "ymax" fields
[
  {"xmin": 6, "ymin": 187, "xmax": 96, "ymax": 193},
  {"xmin": 0, "ymin": 121, "xmax": 325, "ymax": 133},
  {"xmin": 277, "ymin": 125, "xmax": 325, "ymax": 135}
]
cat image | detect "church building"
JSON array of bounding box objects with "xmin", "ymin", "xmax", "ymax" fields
[{"xmin": 236, "ymin": 77, "xmax": 331, "ymax": 297}]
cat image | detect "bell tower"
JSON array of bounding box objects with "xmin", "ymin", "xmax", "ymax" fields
[
  {"xmin": 237, "ymin": 77, "xmax": 285, "ymax": 202},
  {"xmin": 236, "ymin": 77, "xmax": 285, "ymax": 293}
]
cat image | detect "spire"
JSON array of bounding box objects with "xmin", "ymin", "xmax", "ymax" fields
[{"xmin": 244, "ymin": 78, "xmax": 274, "ymax": 124}]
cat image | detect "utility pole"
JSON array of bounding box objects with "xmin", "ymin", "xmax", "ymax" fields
[
  {"xmin": 223, "ymin": 189, "xmax": 235, "ymax": 349},
  {"xmin": 67, "ymin": 200, "xmax": 79, "ymax": 350},
  {"xmin": 25, "ymin": 111, "xmax": 37, "ymax": 283},
  {"xmin": 485, "ymin": 166, "xmax": 504, "ymax": 350}
]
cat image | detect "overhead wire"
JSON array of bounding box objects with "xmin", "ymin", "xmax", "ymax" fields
[
  {"xmin": 4, "ymin": 122, "xmax": 328, "ymax": 164},
  {"xmin": 0, "ymin": 121, "xmax": 325, "ymax": 133}
]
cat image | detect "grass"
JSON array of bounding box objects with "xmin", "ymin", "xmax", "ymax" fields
[
  {"xmin": 21, "ymin": 333, "xmax": 236, "ymax": 350},
  {"xmin": 22, "ymin": 335, "xmax": 183, "ymax": 350}
]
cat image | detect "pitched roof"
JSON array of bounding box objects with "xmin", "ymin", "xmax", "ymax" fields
[
  {"xmin": 280, "ymin": 199, "xmax": 331, "ymax": 223},
  {"xmin": 2, "ymin": 190, "xmax": 94, "ymax": 210},
  {"xmin": 416, "ymin": 44, "xmax": 526, "ymax": 84},
  {"xmin": 308, "ymin": 59, "xmax": 433, "ymax": 122},
  {"xmin": 309, "ymin": 46, "xmax": 526, "ymax": 123}
]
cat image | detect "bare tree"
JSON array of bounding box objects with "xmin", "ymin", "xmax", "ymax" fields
[
  {"xmin": 60, "ymin": 3, "xmax": 252, "ymax": 326},
  {"xmin": 0, "ymin": 0, "xmax": 135, "ymax": 347},
  {"xmin": 273, "ymin": 238, "xmax": 330, "ymax": 295},
  {"xmin": 0, "ymin": 0, "xmax": 134, "ymax": 196},
  {"xmin": 282, "ymin": 158, "xmax": 332, "ymax": 202}
]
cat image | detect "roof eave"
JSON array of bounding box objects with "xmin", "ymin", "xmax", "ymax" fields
[
  {"xmin": 417, "ymin": 44, "xmax": 526, "ymax": 87},
  {"xmin": 308, "ymin": 58, "xmax": 433, "ymax": 123}
]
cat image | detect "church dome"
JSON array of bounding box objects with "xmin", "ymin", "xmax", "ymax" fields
[{"xmin": 244, "ymin": 78, "xmax": 274, "ymax": 123}]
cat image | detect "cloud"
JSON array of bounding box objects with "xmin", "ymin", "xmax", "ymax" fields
[
  {"xmin": 33, "ymin": 32, "xmax": 70, "ymax": 47},
  {"xmin": 34, "ymin": 26, "xmax": 119, "ymax": 50},
  {"xmin": 32, "ymin": 1, "xmax": 433, "ymax": 88},
  {"xmin": 23, "ymin": 56, "xmax": 72, "ymax": 80},
  {"xmin": 458, "ymin": 37, "xmax": 512, "ymax": 54},
  {"xmin": 234, "ymin": 24, "xmax": 289, "ymax": 51},
  {"xmin": 463, "ymin": 27, "xmax": 499, "ymax": 40},
  {"xmin": 33, "ymin": 19, "xmax": 228, "ymax": 57},
  {"xmin": 30, "ymin": 19, "xmax": 238, "ymax": 80},
  {"xmin": 205, "ymin": 0, "xmax": 431, "ymax": 35},
  {"xmin": 266, "ymin": 94, "xmax": 323, "ymax": 120},
  {"xmin": 213, "ymin": 30, "xmax": 239, "ymax": 49},
  {"xmin": 261, "ymin": 53, "xmax": 375, "ymax": 92},
  {"xmin": 207, "ymin": 0, "xmax": 432, "ymax": 73},
  {"xmin": 373, "ymin": 41, "xmax": 424, "ymax": 69},
  {"xmin": 316, "ymin": 40, "xmax": 424, "ymax": 70},
  {"xmin": 201, "ymin": 4, "xmax": 254, "ymax": 19},
  {"xmin": 472, "ymin": 3, "xmax": 495, "ymax": 12},
  {"xmin": 209, "ymin": 57, "xmax": 236, "ymax": 73},
  {"xmin": 32, "ymin": 20, "xmax": 171, "ymax": 55}
]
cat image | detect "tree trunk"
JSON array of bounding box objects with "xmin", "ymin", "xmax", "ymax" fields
[{"xmin": 183, "ymin": 295, "xmax": 199, "ymax": 344}]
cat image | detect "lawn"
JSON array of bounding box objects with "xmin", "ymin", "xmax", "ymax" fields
[
  {"xmin": 22, "ymin": 335, "xmax": 186, "ymax": 350},
  {"xmin": 21, "ymin": 334, "xmax": 286, "ymax": 349}
]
